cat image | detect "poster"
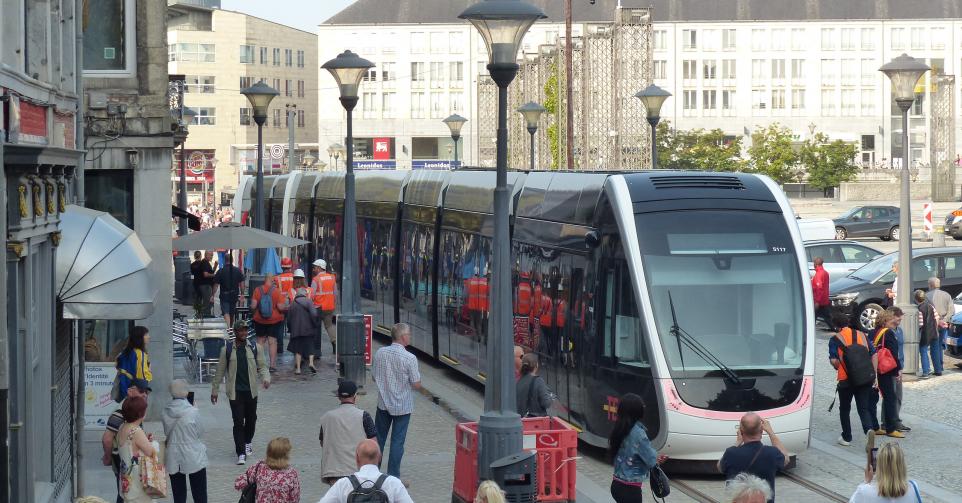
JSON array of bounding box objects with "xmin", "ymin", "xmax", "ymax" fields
[{"xmin": 84, "ymin": 364, "xmax": 118, "ymax": 427}]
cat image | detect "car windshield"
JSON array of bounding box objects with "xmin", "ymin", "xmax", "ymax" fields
[
  {"xmin": 847, "ymin": 252, "xmax": 897, "ymax": 282},
  {"xmin": 838, "ymin": 208, "xmax": 859, "ymax": 219},
  {"xmin": 636, "ymin": 210, "xmax": 806, "ymax": 375}
]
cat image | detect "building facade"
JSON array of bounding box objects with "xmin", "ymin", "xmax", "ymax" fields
[{"xmin": 168, "ymin": 1, "xmax": 319, "ymax": 204}]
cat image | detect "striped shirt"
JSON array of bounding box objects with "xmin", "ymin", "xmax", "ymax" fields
[{"xmin": 372, "ymin": 343, "xmax": 421, "ymax": 416}]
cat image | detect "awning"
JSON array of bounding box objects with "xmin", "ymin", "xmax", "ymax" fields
[{"xmin": 57, "ymin": 205, "xmax": 156, "ymax": 320}]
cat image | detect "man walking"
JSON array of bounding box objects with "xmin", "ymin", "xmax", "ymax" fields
[
  {"xmin": 311, "ymin": 258, "xmax": 338, "ymax": 357},
  {"xmin": 252, "ymin": 272, "xmax": 288, "ymax": 373},
  {"xmin": 371, "ymin": 323, "xmax": 422, "ymax": 482},
  {"xmin": 191, "ymin": 251, "xmax": 215, "ymax": 316},
  {"xmin": 927, "ymin": 277, "xmax": 952, "ymax": 376},
  {"xmin": 883, "ymin": 307, "xmax": 910, "ymax": 432},
  {"xmin": 212, "ymin": 254, "xmax": 245, "ymax": 327},
  {"xmin": 211, "ymin": 321, "xmax": 270, "ymax": 465},
  {"xmin": 101, "ymin": 379, "xmax": 151, "ymax": 503},
  {"xmin": 718, "ymin": 412, "xmax": 789, "ymax": 502},
  {"xmin": 915, "ymin": 289, "xmax": 942, "ymax": 378},
  {"xmin": 829, "ymin": 313, "xmax": 880, "ymax": 447},
  {"xmin": 318, "ymin": 381, "xmax": 378, "ymax": 486},
  {"xmin": 317, "ymin": 439, "xmax": 414, "ymax": 503},
  {"xmin": 811, "ymin": 257, "xmax": 832, "ymax": 329}
]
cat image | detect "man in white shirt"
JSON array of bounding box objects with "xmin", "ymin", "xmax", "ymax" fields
[{"xmin": 317, "ymin": 439, "xmax": 413, "ymax": 503}]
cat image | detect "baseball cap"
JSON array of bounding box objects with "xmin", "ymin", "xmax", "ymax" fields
[
  {"xmin": 293, "ymin": 268, "xmax": 306, "ymax": 278},
  {"xmin": 130, "ymin": 379, "xmax": 152, "ymax": 393},
  {"xmin": 233, "ymin": 320, "xmax": 248, "ymax": 331},
  {"xmin": 337, "ymin": 380, "xmax": 358, "ymax": 398},
  {"xmin": 313, "ymin": 259, "xmax": 327, "ymax": 269},
  {"xmin": 281, "ymin": 257, "xmax": 293, "ymax": 268}
]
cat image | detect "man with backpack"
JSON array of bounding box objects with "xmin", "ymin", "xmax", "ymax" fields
[
  {"xmin": 828, "ymin": 313, "xmax": 880, "ymax": 447},
  {"xmin": 317, "ymin": 439, "xmax": 413, "ymax": 503},
  {"xmin": 252, "ymin": 272, "xmax": 289, "ymax": 373}
]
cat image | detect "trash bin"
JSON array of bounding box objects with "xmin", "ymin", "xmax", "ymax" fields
[{"xmin": 490, "ymin": 451, "xmax": 537, "ymax": 503}]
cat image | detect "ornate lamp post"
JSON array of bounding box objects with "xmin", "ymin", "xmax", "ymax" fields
[
  {"xmin": 176, "ymin": 107, "xmax": 198, "ymax": 237},
  {"xmin": 302, "ymin": 151, "xmax": 317, "ymax": 169},
  {"xmin": 328, "ymin": 142, "xmax": 345, "ymax": 170},
  {"xmin": 634, "ymin": 84, "xmax": 671, "ymax": 169},
  {"xmin": 517, "ymin": 102, "xmax": 545, "ymax": 171},
  {"xmin": 443, "ymin": 114, "xmax": 468, "ymax": 167},
  {"xmin": 241, "ymin": 82, "xmax": 279, "ymax": 272},
  {"xmin": 459, "ymin": 0, "xmax": 545, "ymax": 480},
  {"xmin": 322, "ymin": 50, "xmax": 375, "ymax": 386},
  {"xmin": 880, "ymin": 53, "xmax": 929, "ymax": 375}
]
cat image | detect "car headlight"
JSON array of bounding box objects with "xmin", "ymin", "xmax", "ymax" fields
[{"xmin": 831, "ymin": 293, "xmax": 859, "ymax": 306}]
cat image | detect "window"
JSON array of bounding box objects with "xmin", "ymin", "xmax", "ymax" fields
[
  {"xmin": 411, "ymin": 92, "xmax": 426, "ymax": 118},
  {"xmin": 861, "ymin": 59, "xmax": 875, "ymax": 86},
  {"xmin": 430, "ymin": 62, "xmax": 445, "ymax": 88},
  {"xmin": 912, "ymin": 91, "xmax": 924, "ymax": 115},
  {"xmin": 861, "ymin": 28, "xmax": 875, "ymax": 50},
  {"xmin": 272, "ymin": 78, "xmax": 281, "ymax": 92},
  {"xmin": 820, "ymin": 59, "xmax": 836, "ymax": 86},
  {"xmin": 683, "ymin": 60, "xmax": 697, "ymax": 80},
  {"xmin": 449, "ymin": 62, "xmax": 464, "ymax": 87},
  {"xmin": 450, "ymin": 91, "xmax": 464, "ymax": 113},
  {"xmin": 911, "ymin": 27, "xmax": 925, "ymax": 50},
  {"xmin": 771, "ymin": 29, "xmax": 786, "ymax": 51},
  {"xmin": 841, "ymin": 28, "xmax": 856, "ymax": 50},
  {"xmin": 791, "ymin": 28, "xmax": 805, "ymax": 51},
  {"xmin": 381, "ymin": 62, "xmax": 396, "ymax": 83},
  {"xmin": 284, "ymin": 49, "xmax": 292, "ymax": 66},
  {"xmin": 285, "ymin": 79, "xmax": 292, "ymax": 97},
  {"xmin": 751, "ymin": 59, "xmax": 767, "ymax": 80},
  {"xmin": 430, "ymin": 92, "xmax": 445, "ymax": 118},
  {"xmin": 411, "ymin": 62, "xmax": 426, "ymax": 85},
  {"xmin": 297, "ymin": 50, "xmax": 305, "ymax": 68},
  {"xmin": 260, "ymin": 47, "xmax": 268, "ymax": 64},
  {"xmin": 752, "ymin": 29, "xmax": 767, "ymax": 51},
  {"xmin": 240, "ymin": 45, "xmax": 255, "ymax": 64},
  {"xmin": 85, "ymin": 169, "xmax": 134, "ymax": 227},
  {"xmin": 942, "ymin": 257, "xmax": 962, "ymax": 280},
  {"xmin": 861, "ymin": 135, "xmax": 875, "ymax": 151},
  {"xmin": 841, "ymin": 59, "xmax": 857, "ymax": 86},
  {"xmin": 722, "ymin": 29, "xmax": 736, "ymax": 50},
  {"xmin": 702, "ymin": 29, "xmax": 719, "ymax": 51},
  {"xmin": 272, "ymin": 109, "xmax": 281, "ymax": 127},
  {"xmin": 362, "ymin": 92, "xmax": 377, "ymax": 118},
  {"xmin": 83, "ymin": 0, "xmax": 136, "ymax": 74},
  {"xmin": 722, "ymin": 59, "xmax": 736, "ymax": 79},
  {"xmin": 411, "ymin": 32, "xmax": 426, "ymax": 53},
  {"xmin": 722, "ymin": 89, "xmax": 736, "ymax": 113},
  {"xmin": 168, "ymin": 43, "xmax": 215, "ymax": 63},
  {"xmin": 363, "ymin": 68, "xmax": 377, "ymax": 82},
  {"xmin": 240, "ymin": 76, "xmax": 253, "ymax": 89},
  {"xmin": 652, "ymin": 60, "xmax": 667, "ymax": 79},
  {"xmin": 654, "ymin": 30, "xmax": 668, "ymax": 50},
  {"xmin": 430, "ymin": 32, "xmax": 446, "ymax": 53},
  {"xmin": 771, "ymin": 59, "xmax": 786, "ymax": 80},
  {"xmin": 821, "ymin": 89, "xmax": 836, "ymax": 116},
  {"xmin": 791, "ymin": 88, "xmax": 805, "ymax": 110},
  {"xmin": 682, "ymin": 29, "xmax": 697, "ymax": 50},
  {"xmin": 185, "ymin": 75, "xmax": 215, "ymax": 93},
  {"xmin": 821, "ymin": 28, "xmax": 836, "ymax": 50},
  {"xmin": 273, "ymin": 48, "xmax": 281, "ymax": 66},
  {"xmin": 861, "ymin": 89, "xmax": 875, "ymax": 115},
  {"xmin": 703, "ymin": 60, "xmax": 716, "ymax": 80},
  {"xmin": 771, "ymin": 89, "xmax": 785, "ymax": 110},
  {"xmin": 683, "ymin": 90, "xmax": 697, "ymax": 113},
  {"xmin": 450, "ymin": 31, "xmax": 465, "ymax": 54},
  {"xmin": 297, "ymin": 109, "xmax": 305, "ymax": 127},
  {"xmin": 382, "ymin": 93, "xmax": 396, "ymax": 118},
  {"xmin": 791, "ymin": 59, "xmax": 805, "ymax": 79},
  {"xmin": 187, "ymin": 107, "xmax": 216, "ymax": 125},
  {"xmin": 297, "ymin": 80, "xmax": 304, "ymax": 98},
  {"xmin": 891, "ymin": 28, "xmax": 906, "ymax": 50},
  {"xmin": 752, "ymin": 89, "xmax": 767, "ymax": 110},
  {"xmin": 240, "ymin": 107, "xmax": 251, "ymax": 126},
  {"xmin": 702, "ymin": 90, "xmax": 717, "ymax": 110}
]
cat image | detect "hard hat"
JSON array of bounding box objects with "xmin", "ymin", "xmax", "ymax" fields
[
  {"xmin": 293, "ymin": 268, "xmax": 306, "ymax": 278},
  {"xmin": 280, "ymin": 257, "xmax": 292, "ymax": 268},
  {"xmin": 313, "ymin": 259, "xmax": 327, "ymax": 269}
]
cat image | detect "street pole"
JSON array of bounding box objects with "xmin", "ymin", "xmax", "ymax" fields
[
  {"xmin": 528, "ymin": 128, "xmax": 536, "ymax": 171},
  {"xmin": 288, "ymin": 105, "xmax": 297, "ymax": 174},
  {"xmin": 453, "ymin": 134, "xmax": 460, "ymax": 167},
  {"xmin": 178, "ymin": 143, "xmax": 188, "ymax": 236},
  {"xmin": 564, "ymin": 0, "xmax": 574, "ymax": 171},
  {"xmin": 896, "ymin": 100, "xmax": 919, "ymax": 375},
  {"xmin": 339, "ymin": 96, "xmax": 365, "ymax": 386},
  {"xmin": 255, "ymin": 119, "xmax": 265, "ymax": 269},
  {"xmin": 647, "ymin": 117, "xmax": 659, "ymax": 169}
]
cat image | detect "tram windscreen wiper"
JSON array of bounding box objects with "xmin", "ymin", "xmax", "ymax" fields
[{"xmin": 667, "ymin": 291, "xmax": 741, "ymax": 385}]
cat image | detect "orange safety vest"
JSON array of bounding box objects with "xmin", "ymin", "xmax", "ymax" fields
[
  {"xmin": 465, "ymin": 277, "xmax": 484, "ymax": 311},
  {"xmin": 516, "ymin": 281, "xmax": 532, "ymax": 315},
  {"xmin": 555, "ymin": 298, "xmax": 567, "ymax": 328},
  {"xmin": 835, "ymin": 327, "xmax": 869, "ymax": 382},
  {"xmin": 274, "ymin": 272, "xmax": 294, "ymax": 302},
  {"xmin": 530, "ymin": 284, "xmax": 543, "ymax": 322},
  {"xmin": 478, "ymin": 278, "xmax": 489, "ymax": 312},
  {"xmin": 312, "ymin": 272, "xmax": 337, "ymax": 311},
  {"xmin": 539, "ymin": 294, "xmax": 554, "ymax": 328}
]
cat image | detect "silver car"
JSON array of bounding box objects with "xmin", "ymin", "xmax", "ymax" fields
[{"xmin": 805, "ymin": 240, "xmax": 884, "ymax": 278}]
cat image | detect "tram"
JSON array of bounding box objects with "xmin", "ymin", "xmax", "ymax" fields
[{"xmin": 235, "ymin": 170, "xmax": 815, "ymax": 464}]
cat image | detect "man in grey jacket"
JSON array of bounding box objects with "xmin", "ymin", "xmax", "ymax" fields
[
  {"xmin": 318, "ymin": 380, "xmax": 377, "ymax": 485},
  {"xmin": 211, "ymin": 321, "xmax": 270, "ymax": 464},
  {"xmin": 928, "ymin": 277, "xmax": 952, "ymax": 376}
]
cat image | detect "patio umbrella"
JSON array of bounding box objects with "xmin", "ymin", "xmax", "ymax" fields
[
  {"xmin": 172, "ymin": 222, "xmax": 307, "ymax": 250},
  {"xmin": 245, "ymin": 246, "xmax": 282, "ymax": 274}
]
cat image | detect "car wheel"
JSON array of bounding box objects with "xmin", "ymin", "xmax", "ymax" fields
[
  {"xmin": 835, "ymin": 227, "xmax": 848, "ymax": 240},
  {"xmin": 889, "ymin": 226, "xmax": 900, "ymax": 241},
  {"xmin": 858, "ymin": 303, "xmax": 885, "ymax": 331}
]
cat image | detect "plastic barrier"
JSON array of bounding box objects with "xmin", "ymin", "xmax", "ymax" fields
[{"xmin": 453, "ymin": 417, "xmax": 579, "ymax": 503}]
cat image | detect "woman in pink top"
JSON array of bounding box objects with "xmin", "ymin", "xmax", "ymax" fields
[{"xmin": 234, "ymin": 437, "xmax": 301, "ymax": 503}]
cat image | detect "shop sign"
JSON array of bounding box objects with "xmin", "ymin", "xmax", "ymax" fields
[
  {"xmin": 412, "ymin": 160, "xmax": 458, "ymax": 169},
  {"xmin": 373, "ymin": 138, "xmax": 392, "ymax": 160},
  {"xmin": 84, "ymin": 364, "xmax": 118, "ymax": 427},
  {"xmin": 354, "ymin": 160, "xmax": 396, "ymax": 169}
]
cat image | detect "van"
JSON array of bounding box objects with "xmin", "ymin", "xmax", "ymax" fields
[{"xmin": 796, "ymin": 218, "xmax": 836, "ymax": 242}]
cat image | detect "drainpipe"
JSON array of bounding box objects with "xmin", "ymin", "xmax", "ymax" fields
[
  {"xmin": 75, "ymin": 0, "xmax": 85, "ymax": 207},
  {"xmin": 73, "ymin": 0, "xmax": 85, "ymax": 498}
]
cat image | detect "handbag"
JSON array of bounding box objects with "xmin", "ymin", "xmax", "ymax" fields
[
  {"xmin": 873, "ymin": 329, "xmax": 898, "ymax": 375},
  {"xmin": 238, "ymin": 462, "xmax": 262, "ymax": 503},
  {"xmin": 648, "ymin": 464, "xmax": 671, "ymax": 499},
  {"xmin": 139, "ymin": 449, "xmax": 169, "ymax": 498}
]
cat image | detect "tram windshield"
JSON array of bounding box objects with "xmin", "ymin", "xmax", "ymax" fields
[{"xmin": 637, "ymin": 210, "xmax": 806, "ymax": 375}]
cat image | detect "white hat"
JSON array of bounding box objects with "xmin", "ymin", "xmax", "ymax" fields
[
  {"xmin": 313, "ymin": 259, "xmax": 327, "ymax": 269},
  {"xmin": 293, "ymin": 268, "xmax": 306, "ymax": 278}
]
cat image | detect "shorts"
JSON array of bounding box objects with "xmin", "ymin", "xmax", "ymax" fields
[
  {"xmin": 254, "ymin": 321, "xmax": 283, "ymax": 339},
  {"xmin": 220, "ymin": 298, "xmax": 238, "ymax": 317}
]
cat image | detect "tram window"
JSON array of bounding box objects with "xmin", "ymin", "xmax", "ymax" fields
[{"xmin": 604, "ymin": 265, "xmax": 648, "ymax": 365}]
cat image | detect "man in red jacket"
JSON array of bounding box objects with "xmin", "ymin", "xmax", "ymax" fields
[{"xmin": 812, "ymin": 257, "xmax": 832, "ymax": 330}]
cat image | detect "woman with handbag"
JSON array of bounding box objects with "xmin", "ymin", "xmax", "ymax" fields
[
  {"xmin": 849, "ymin": 443, "xmax": 922, "ymax": 502},
  {"xmin": 609, "ymin": 393, "xmax": 668, "ymax": 503},
  {"xmin": 117, "ymin": 396, "xmax": 159, "ymax": 503},
  {"xmin": 162, "ymin": 379, "xmax": 208, "ymax": 503},
  {"xmin": 515, "ymin": 353, "xmax": 554, "ymax": 417},
  {"xmin": 234, "ymin": 437, "xmax": 301, "ymax": 503},
  {"xmin": 872, "ymin": 311, "xmax": 904, "ymax": 439}
]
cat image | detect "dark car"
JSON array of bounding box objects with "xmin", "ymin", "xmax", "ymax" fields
[
  {"xmin": 944, "ymin": 208, "xmax": 962, "ymax": 240},
  {"xmin": 833, "ymin": 206, "xmax": 901, "ymax": 241},
  {"xmin": 829, "ymin": 247, "xmax": 962, "ymax": 331}
]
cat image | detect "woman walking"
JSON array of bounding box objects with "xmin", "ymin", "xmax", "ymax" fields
[
  {"xmin": 162, "ymin": 379, "xmax": 208, "ymax": 503},
  {"xmin": 117, "ymin": 396, "xmax": 157, "ymax": 503},
  {"xmin": 287, "ymin": 270, "xmax": 319, "ymax": 375},
  {"xmin": 609, "ymin": 393, "xmax": 667, "ymax": 503},
  {"xmin": 872, "ymin": 311, "xmax": 904, "ymax": 439},
  {"xmin": 849, "ymin": 443, "xmax": 921, "ymax": 502},
  {"xmin": 234, "ymin": 437, "xmax": 301, "ymax": 503},
  {"xmin": 516, "ymin": 353, "xmax": 554, "ymax": 417},
  {"xmin": 116, "ymin": 326, "xmax": 152, "ymax": 401}
]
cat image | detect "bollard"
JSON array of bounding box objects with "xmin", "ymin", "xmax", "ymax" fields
[
  {"xmin": 934, "ymin": 224, "xmax": 946, "ymax": 247},
  {"xmin": 921, "ymin": 202, "xmax": 933, "ymax": 242}
]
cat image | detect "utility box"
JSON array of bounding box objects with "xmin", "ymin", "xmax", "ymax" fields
[{"xmin": 491, "ymin": 451, "xmax": 538, "ymax": 503}]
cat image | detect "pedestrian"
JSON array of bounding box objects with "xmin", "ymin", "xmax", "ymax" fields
[
  {"xmin": 371, "ymin": 323, "xmax": 422, "ymax": 481},
  {"xmin": 883, "ymin": 307, "xmax": 910, "ymax": 432},
  {"xmin": 474, "ymin": 480, "xmax": 506, "ymax": 503},
  {"xmin": 871, "ymin": 312, "xmax": 904, "ymax": 439},
  {"xmin": 849, "ymin": 443, "xmax": 921, "ymax": 503},
  {"xmin": 234, "ymin": 437, "xmax": 301, "ymax": 503},
  {"xmin": 717, "ymin": 413, "xmax": 789, "ymax": 502},
  {"xmin": 162, "ymin": 379, "xmax": 208, "ymax": 503},
  {"xmin": 252, "ymin": 272, "xmax": 289, "ymax": 373},
  {"xmin": 101, "ymin": 380, "xmax": 151, "ymax": 503},
  {"xmin": 319, "ymin": 380, "xmax": 378, "ymax": 485},
  {"xmin": 211, "ymin": 320, "xmax": 271, "ymax": 465},
  {"xmin": 212, "ymin": 253, "xmax": 246, "ymax": 327},
  {"xmin": 725, "ymin": 473, "xmax": 772, "ymax": 503},
  {"xmin": 311, "ymin": 258, "xmax": 338, "ymax": 357},
  {"xmin": 608, "ymin": 393, "xmax": 667, "ymax": 503},
  {"xmin": 288, "ymin": 269, "xmax": 319, "ymax": 374},
  {"xmin": 115, "ymin": 326, "xmax": 153, "ymax": 401},
  {"xmin": 117, "ymin": 395, "xmax": 157, "ymax": 503},
  {"xmin": 811, "ymin": 257, "xmax": 833, "ymax": 329},
  {"xmin": 191, "ymin": 251, "xmax": 215, "ymax": 317},
  {"xmin": 829, "ymin": 312, "xmax": 881, "ymax": 447},
  {"xmin": 514, "ymin": 345, "xmax": 524, "ymax": 380},
  {"xmin": 516, "ymin": 353, "xmax": 553, "ymax": 417},
  {"xmin": 926, "ymin": 277, "xmax": 952, "ymax": 376},
  {"xmin": 914, "ymin": 289, "xmax": 941, "ymax": 378},
  {"xmin": 317, "ymin": 439, "xmax": 414, "ymax": 503},
  {"xmin": 273, "ymin": 257, "xmax": 296, "ymax": 358}
]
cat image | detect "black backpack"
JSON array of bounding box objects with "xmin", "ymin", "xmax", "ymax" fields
[
  {"xmin": 226, "ymin": 340, "xmax": 258, "ymax": 366},
  {"xmin": 835, "ymin": 331, "xmax": 875, "ymax": 388},
  {"xmin": 346, "ymin": 474, "xmax": 389, "ymax": 503}
]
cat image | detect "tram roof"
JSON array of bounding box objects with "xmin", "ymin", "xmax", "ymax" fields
[
  {"xmin": 623, "ymin": 171, "xmax": 776, "ymax": 203},
  {"xmin": 443, "ymin": 170, "xmax": 525, "ymax": 215},
  {"xmin": 294, "ymin": 172, "xmax": 320, "ymax": 201},
  {"xmin": 515, "ymin": 172, "xmax": 608, "ymax": 226},
  {"xmin": 403, "ymin": 170, "xmax": 450, "ymax": 208},
  {"xmin": 356, "ymin": 170, "xmax": 408, "ymax": 203}
]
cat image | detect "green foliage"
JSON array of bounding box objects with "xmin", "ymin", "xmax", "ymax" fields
[
  {"xmin": 800, "ymin": 133, "xmax": 860, "ymax": 192},
  {"xmin": 748, "ymin": 123, "xmax": 801, "ymax": 184},
  {"xmin": 543, "ymin": 66, "xmax": 560, "ymax": 169},
  {"xmin": 654, "ymin": 121, "xmax": 746, "ymax": 172}
]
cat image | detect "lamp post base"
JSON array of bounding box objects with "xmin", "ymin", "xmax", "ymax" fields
[
  {"xmin": 336, "ymin": 313, "xmax": 366, "ymax": 386},
  {"xmin": 896, "ymin": 303, "xmax": 920, "ymax": 375},
  {"xmin": 477, "ymin": 411, "xmax": 523, "ymax": 482}
]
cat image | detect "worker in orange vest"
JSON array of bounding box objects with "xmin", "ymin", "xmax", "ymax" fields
[
  {"xmin": 555, "ymin": 283, "xmax": 568, "ymax": 364},
  {"xmin": 516, "ymin": 272, "xmax": 533, "ymax": 316},
  {"xmin": 273, "ymin": 256, "xmax": 296, "ymax": 358},
  {"xmin": 539, "ymin": 279, "xmax": 555, "ymax": 355},
  {"xmin": 464, "ymin": 269, "xmax": 485, "ymax": 340},
  {"xmin": 311, "ymin": 258, "xmax": 338, "ymax": 357}
]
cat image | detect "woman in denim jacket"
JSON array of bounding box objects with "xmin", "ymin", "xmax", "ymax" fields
[{"xmin": 609, "ymin": 393, "xmax": 667, "ymax": 502}]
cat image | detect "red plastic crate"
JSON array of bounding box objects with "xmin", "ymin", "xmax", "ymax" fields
[{"xmin": 453, "ymin": 417, "xmax": 579, "ymax": 503}]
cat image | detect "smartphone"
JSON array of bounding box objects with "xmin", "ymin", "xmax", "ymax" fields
[
  {"xmin": 187, "ymin": 391, "xmax": 195, "ymax": 405},
  {"xmin": 870, "ymin": 448, "xmax": 878, "ymax": 471}
]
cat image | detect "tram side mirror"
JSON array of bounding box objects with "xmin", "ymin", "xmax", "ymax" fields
[{"xmin": 585, "ymin": 230, "xmax": 601, "ymax": 249}]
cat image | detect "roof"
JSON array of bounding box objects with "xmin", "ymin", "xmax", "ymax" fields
[{"xmin": 323, "ymin": 0, "xmax": 962, "ymax": 25}]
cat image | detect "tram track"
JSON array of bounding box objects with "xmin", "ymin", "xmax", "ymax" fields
[
  {"xmin": 781, "ymin": 471, "xmax": 848, "ymax": 502},
  {"xmin": 670, "ymin": 472, "xmax": 849, "ymax": 503}
]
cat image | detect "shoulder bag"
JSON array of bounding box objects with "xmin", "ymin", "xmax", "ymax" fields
[
  {"xmin": 873, "ymin": 328, "xmax": 898, "ymax": 375},
  {"xmin": 649, "ymin": 464, "xmax": 670, "ymax": 500},
  {"xmin": 238, "ymin": 462, "xmax": 262, "ymax": 503}
]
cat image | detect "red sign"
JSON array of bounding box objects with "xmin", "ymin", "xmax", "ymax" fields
[
  {"xmin": 373, "ymin": 138, "xmax": 391, "ymax": 160},
  {"xmin": 364, "ymin": 315, "xmax": 373, "ymax": 365},
  {"xmin": 173, "ymin": 149, "xmax": 215, "ymax": 183},
  {"xmin": 19, "ymin": 101, "xmax": 48, "ymax": 137}
]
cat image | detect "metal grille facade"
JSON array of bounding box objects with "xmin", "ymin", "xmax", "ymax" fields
[
  {"xmin": 52, "ymin": 303, "xmax": 74, "ymax": 501},
  {"xmin": 931, "ymin": 75, "xmax": 956, "ymax": 201}
]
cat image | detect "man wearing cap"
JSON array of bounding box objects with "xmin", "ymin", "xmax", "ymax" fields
[
  {"xmin": 211, "ymin": 321, "xmax": 271, "ymax": 465},
  {"xmin": 318, "ymin": 380, "xmax": 378, "ymax": 486},
  {"xmin": 273, "ymin": 257, "xmax": 296, "ymax": 359},
  {"xmin": 101, "ymin": 379, "xmax": 151, "ymax": 503},
  {"xmin": 311, "ymin": 258, "xmax": 338, "ymax": 357}
]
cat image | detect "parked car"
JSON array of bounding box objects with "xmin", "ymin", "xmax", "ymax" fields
[
  {"xmin": 797, "ymin": 218, "xmax": 837, "ymax": 241},
  {"xmin": 805, "ymin": 240, "xmax": 883, "ymax": 278},
  {"xmin": 943, "ymin": 208, "xmax": 962, "ymax": 240},
  {"xmin": 947, "ymin": 310, "xmax": 962, "ymax": 360},
  {"xmin": 828, "ymin": 247, "xmax": 962, "ymax": 331},
  {"xmin": 833, "ymin": 205, "xmax": 901, "ymax": 240}
]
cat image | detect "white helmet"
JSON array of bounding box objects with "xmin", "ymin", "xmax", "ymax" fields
[
  {"xmin": 293, "ymin": 268, "xmax": 306, "ymax": 278},
  {"xmin": 313, "ymin": 259, "xmax": 327, "ymax": 269}
]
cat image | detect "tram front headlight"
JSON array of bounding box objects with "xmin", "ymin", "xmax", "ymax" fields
[{"xmin": 831, "ymin": 292, "xmax": 858, "ymax": 306}]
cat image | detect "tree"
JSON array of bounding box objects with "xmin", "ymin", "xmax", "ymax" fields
[
  {"xmin": 543, "ymin": 64, "xmax": 561, "ymax": 169},
  {"xmin": 655, "ymin": 121, "xmax": 746, "ymax": 172},
  {"xmin": 800, "ymin": 133, "xmax": 860, "ymax": 195},
  {"xmin": 748, "ymin": 123, "xmax": 801, "ymax": 184}
]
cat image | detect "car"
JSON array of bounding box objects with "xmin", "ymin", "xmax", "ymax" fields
[
  {"xmin": 797, "ymin": 217, "xmax": 837, "ymax": 241},
  {"xmin": 805, "ymin": 240, "xmax": 883, "ymax": 278},
  {"xmin": 947, "ymin": 310, "xmax": 962, "ymax": 360},
  {"xmin": 828, "ymin": 247, "xmax": 962, "ymax": 331},
  {"xmin": 944, "ymin": 208, "xmax": 962, "ymax": 240},
  {"xmin": 833, "ymin": 205, "xmax": 901, "ymax": 241}
]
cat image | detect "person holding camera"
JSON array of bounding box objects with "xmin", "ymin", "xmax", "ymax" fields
[{"xmin": 718, "ymin": 413, "xmax": 789, "ymax": 503}]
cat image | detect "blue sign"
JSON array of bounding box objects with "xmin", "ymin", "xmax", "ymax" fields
[
  {"xmin": 412, "ymin": 160, "xmax": 458, "ymax": 170},
  {"xmin": 354, "ymin": 160, "xmax": 396, "ymax": 169}
]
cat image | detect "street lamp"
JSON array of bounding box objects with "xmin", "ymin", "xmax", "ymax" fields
[
  {"xmin": 634, "ymin": 84, "xmax": 671, "ymax": 169},
  {"xmin": 303, "ymin": 151, "xmax": 317, "ymax": 169},
  {"xmin": 460, "ymin": 0, "xmax": 545, "ymax": 481},
  {"xmin": 442, "ymin": 114, "xmax": 468, "ymax": 167},
  {"xmin": 517, "ymin": 102, "xmax": 545, "ymax": 171},
  {"xmin": 323, "ymin": 49, "xmax": 375, "ymax": 387},
  {"xmin": 328, "ymin": 142, "xmax": 345, "ymax": 171},
  {"xmin": 880, "ymin": 53, "xmax": 929, "ymax": 376},
  {"xmin": 241, "ymin": 82, "xmax": 278, "ymax": 273},
  {"xmin": 177, "ymin": 107, "xmax": 198, "ymax": 237}
]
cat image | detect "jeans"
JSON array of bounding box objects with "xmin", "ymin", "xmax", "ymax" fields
[
  {"xmin": 877, "ymin": 374, "xmax": 899, "ymax": 433},
  {"xmin": 198, "ymin": 285, "xmax": 213, "ymax": 316},
  {"xmin": 880, "ymin": 377, "xmax": 903, "ymax": 427},
  {"xmin": 170, "ymin": 468, "xmax": 208, "ymax": 503},
  {"xmin": 375, "ymin": 408, "xmax": 411, "ymax": 478},
  {"xmin": 815, "ymin": 305, "xmax": 834, "ymax": 330},
  {"xmin": 838, "ymin": 384, "xmax": 879, "ymax": 442},
  {"xmin": 919, "ymin": 342, "xmax": 944, "ymax": 375},
  {"xmin": 228, "ymin": 391, "xmax": 258, "ymax": 455},
  {"xmin": 610, "ymin": 479, "xmax": 644, "ymax": 503}
]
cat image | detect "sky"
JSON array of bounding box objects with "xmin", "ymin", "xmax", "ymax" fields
[{"xmin": 221, "ymin": 0, "xmax": 356, "ymax": 32}]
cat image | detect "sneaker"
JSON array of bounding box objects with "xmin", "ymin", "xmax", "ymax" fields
[
  {"xmin": 887, "ymin": 430, "xmax": 906, "ymax": 438},
  {"xmin": 237, "ymin": 454, "xmax": 246, "ymax": 465},
  {"xmin": 897, "ymin": 424, "xmax": 911, "ymax": 432},
  {"xmin": 245, "ymin": 443, "xmax": 253, "ymax": 455},
  {"xmin": 933, "ymin": 372, "xmax": 943, "ymax": 376},
  {"xmin": 269, "ymin": 367, "xmax": 277, "ymax": 373},
  {"xmin": 919, "ymin": 373, "xmax": 931, "ymax": 380},
  {"xmin": 309, "ymin": 365, "xmax": 317, "ymax": 374},
  {"xmin": 873, "ymin": 428, "xmax": 886, "ymax": 435},
  {"xmin": 837, "ymin": 436, "xmax": 851, "ymax": 446}
]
